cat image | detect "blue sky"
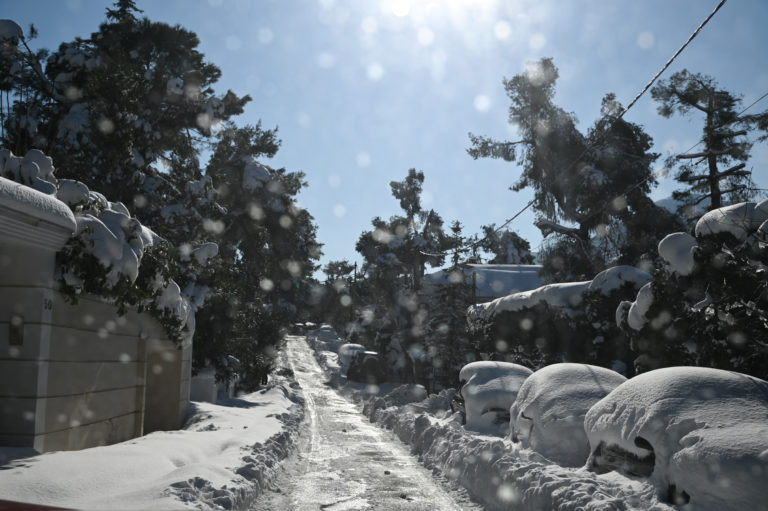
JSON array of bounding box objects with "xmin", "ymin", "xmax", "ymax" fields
[{"xmin": 5, "ymin": 0, "xmax": 768, "ymax": 275}]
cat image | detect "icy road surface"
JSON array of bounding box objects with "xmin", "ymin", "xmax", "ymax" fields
[{"xmin": 258, "ymin": 335, "xmax": 479, "ymax": 510}]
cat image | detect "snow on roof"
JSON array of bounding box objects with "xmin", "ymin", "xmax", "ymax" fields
[
  {"xmin": 424, "ymin": 264, "xmax": 544, "ymax": 299},
  {"xmin": 584, "ymin": 367, "xmax": 768, "ymax": 509},
  {"xmin": 509, "ymin": 363, "xmax": 626, "ymax": 466},
  {"xmin": 695, "ymin": 199, "xmax": 768, "ymax": 242},
  {"xmin": 655, "ymin": 194, "xmax": 709, "ymax": 219},
  {"xmin": 657, "ymin": 232, "xmax": 697, "ymax": 276}
]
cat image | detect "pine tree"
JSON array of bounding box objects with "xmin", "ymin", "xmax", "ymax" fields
[
  {"xmin": 469, "ymin": 60, "xmax": 670, "ymax": 279},
  {"xmin": 651, "ymin": 70, "xmax": 768, "ymax": 212},
  {"xmin": 1, "ymin": 2, "xmax": 321, "ymax": 386},
  {"xmin": 422, "ymin": 221, "xmax": 473, "ymax": 389},
  {"xmin": 479, "ymin": 224, "xmax": 534, "ymax": 264}
]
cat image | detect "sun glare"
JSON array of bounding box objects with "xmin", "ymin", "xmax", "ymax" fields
[{"xmin": 392, "ymin": 0, "xmax": 411, "ymax": 17}]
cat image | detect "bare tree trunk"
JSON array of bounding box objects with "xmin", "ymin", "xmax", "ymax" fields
[{"xmin": 706, "ymin": 94, "xmax": 722, "ymax": 210}]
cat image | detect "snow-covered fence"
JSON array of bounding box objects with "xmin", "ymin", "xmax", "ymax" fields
[{"xmin": 0, "ymin": 177, "xmax": 190, "ymax": 452}]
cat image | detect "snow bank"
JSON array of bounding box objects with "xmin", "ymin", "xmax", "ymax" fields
[
  {"xmin": 305, "ymin": 326, "xmax": 670, "ymax": 510},
  {"xmin": 0, "ymin": 374, "xmax": 305, "ymax": 510},
  {"xmin": 458, "ymin": 361, "xmax": 532, "ymax": 433},
  {"xmin": 584, "ymin": 367, "xmax": 768, "ymax": 510},
  {"xmin": 657, "ymin": 232, "xmax": 697, "ymax": 276},
  {"xmin": 365, "ymin": 386, "xmax": 672, "ymax": 510},
  {"xmin": 695, "ymin": 199, "xmax": 768, "ymax": 242},
  {"xmin": 509, "ymin": 363, "xmax": 626, "ymax": 467}
]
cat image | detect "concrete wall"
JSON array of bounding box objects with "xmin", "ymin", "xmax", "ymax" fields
[{"xmin": 0, "ymin": 177, "xmax": 191, "ymax": 452}]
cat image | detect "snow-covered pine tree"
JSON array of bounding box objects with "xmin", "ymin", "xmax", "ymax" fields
[
  {"xmin": 469, "ymin": 60, "xmax": 674, "ymax": 281},
  {"xmin": 479, "ymin": 224, "xmax": 534, "ymax": 264},
  {"xmin": 1, "ymin": 2, "xmax": 321, "ymax": 386},
  {"xmin": 198, "ymin": 124, "xmax": 321, "ymax": 387}
]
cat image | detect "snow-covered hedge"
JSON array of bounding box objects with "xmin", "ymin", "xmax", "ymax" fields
[
  {"xmin": 0, "ymin": 148, "xmax": 210, "ymax": 343},
  {"xmin": 468, "ymin": 265, "xmax": 650, "ymax": 373},
  {"xmin": 617, "ymin": 199, "xmax": 768, "ymax": 377}
]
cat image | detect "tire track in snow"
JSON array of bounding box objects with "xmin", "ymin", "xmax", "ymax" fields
[{"xmin": 258, "ymin": 335, "xmax": 478, "ymax": 510}]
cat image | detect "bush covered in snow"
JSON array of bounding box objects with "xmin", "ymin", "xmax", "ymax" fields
[
  {"xmin": 584, "ymin": 366, "xmax": 768, "ymax": 509},
  {"xmin": 618, "ymin": 199, "xmax": 768, "ymax": 378},
  {"xmin": 509, "ymin": 363, "xmax": 626, "ymax": 466},
  {"xmin": 468, "ymin": 265, "xmax": 650, "ymax": 374},
  {"xmin": 1, "ymin": 148, "xmax": 200, "ymax": 342}
]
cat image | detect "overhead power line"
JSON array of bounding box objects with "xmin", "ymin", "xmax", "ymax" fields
[
  {"xmin": 618, "ymin": 0, "xmax": 727, "ymax": 119},
  {"xmin": 423, "ymin": 0, "xmax": 730, "ymax": 260},
  {"xmin": 474, "ymin": 0, "xmax": 730, "ymax": 255}
]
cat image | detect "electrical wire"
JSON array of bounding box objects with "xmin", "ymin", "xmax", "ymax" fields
[{"xmin": 423, "ymin": 0, "xmax": 730, "ymax": 259}]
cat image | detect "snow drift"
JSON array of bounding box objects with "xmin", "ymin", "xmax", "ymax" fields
[{"xmin": 0, "ymin": 374, "xmax": 305, "ymax": 510}]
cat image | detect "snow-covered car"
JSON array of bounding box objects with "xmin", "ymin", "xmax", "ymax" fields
[
  {"xmin": 346, "ymin": 351, "xmax": 386, "ymax": 384},
  {"xmin": 584, "ymin": 367, "xmax": 768, "ymax": 508},
  {"xmin": 338, "ymin": 343, "xmax": 367, "ymax": 376},
  {"xmin": 509, "ymin": 363, "xmax": 626, "ymax": 466},
  {"xmin": 453, "ymin": 361, "xmax": 532, "ymax": 432}
]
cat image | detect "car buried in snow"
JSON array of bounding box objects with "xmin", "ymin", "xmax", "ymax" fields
[
  {"xmin": 451, "ymin": 361, "xmax": 532, "ymax": 432},
  {"xmin": 346, "ymin": 350, "xmax": 386, "ymax": 384},
  {"xmin": 584, "ymin": 366, "xmax": 768, "ymax": 509},
  {"xmin": 509, "ymin": 363, "xmax": 626, "ymax": 467}
]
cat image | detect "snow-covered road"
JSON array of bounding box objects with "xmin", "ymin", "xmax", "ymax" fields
[{"xmin": 258, "ymin": 335, "xmax": 479, "ymax": 511}]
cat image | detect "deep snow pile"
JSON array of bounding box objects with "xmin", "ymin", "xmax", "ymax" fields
[
  {"xmin": 509, "ymin": 363, "xmax": 626, "ymax": 467},
  {"xmin": 585, "ymin": 367, "xmax": 768, "ymax": 510},
  {"xmin": 0, "ymin": 375, "xmax": 304, "ymax": 510}
]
